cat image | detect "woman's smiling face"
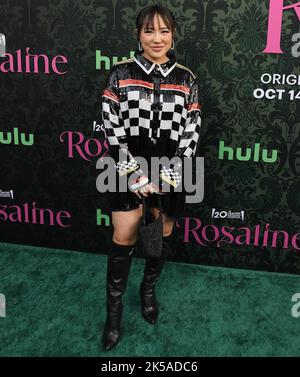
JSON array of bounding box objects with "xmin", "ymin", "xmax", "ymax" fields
[{"xmin": 139, "ymin": 13, "xmax": 173, "ymax": 64}]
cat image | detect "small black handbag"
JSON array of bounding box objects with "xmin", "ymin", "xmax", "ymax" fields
[{"xmin": 138, "ymin": 195, "xmax": 163, "ymax": 258}]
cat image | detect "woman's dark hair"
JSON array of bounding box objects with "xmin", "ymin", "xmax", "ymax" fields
[{"xmin": 136, "ymin": 5, "xmax": 176, "ymax": 36}]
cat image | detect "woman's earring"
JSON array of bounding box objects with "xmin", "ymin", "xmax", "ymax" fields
[
  {"xmin": 138, "ymin": 42, "xmax": 143, "ymax": 51},
  {"xmin": 171, "ymin": 40, "xmax": 175, "ymax": 50}
]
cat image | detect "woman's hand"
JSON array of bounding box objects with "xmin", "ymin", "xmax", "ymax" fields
[{"xmin": 134, "ymin": 182, "xmax": 159, "ymax": 199}]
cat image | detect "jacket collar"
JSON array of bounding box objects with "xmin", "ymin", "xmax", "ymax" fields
[{"xmin": 134, "ymin": 49, "xmax": 177, "ymax": 77}]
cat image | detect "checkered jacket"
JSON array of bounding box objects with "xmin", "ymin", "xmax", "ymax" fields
[{"xmin": 101, "ymin": 49, "xmax": 202, "ymax": 189}]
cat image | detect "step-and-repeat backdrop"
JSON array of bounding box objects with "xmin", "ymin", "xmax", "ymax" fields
[{"xmin": 1, "ymin": 0, "xmax": 300, "ymax": 274}]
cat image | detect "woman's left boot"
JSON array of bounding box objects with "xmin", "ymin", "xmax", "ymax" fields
[{"xmin": 140, "ymin": 234, "xmax": 171, "ymax": 324}]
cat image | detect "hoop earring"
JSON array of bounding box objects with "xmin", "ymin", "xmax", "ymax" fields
[
  {"xmin": 171, "ymin": 40, "xmax": 175, "ymax": 50},
  {"xmin": 138, "ymin": 42, "xmax": 143, "ymax": 51}
]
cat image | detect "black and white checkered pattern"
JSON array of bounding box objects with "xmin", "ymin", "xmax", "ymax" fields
[
  {"xmin": 102, "ymin": 100, "xmax": 124, "ymax": 146},
  {"xmin": 176, "ymin": 111, "xmax": 201, "ymax": 157},
  {"xmin": 103, "ymin": 89, "xmax": 201, "ymax": 156},
  {"xmin": 120, "ymin": 90, "xmax": 152, "ymax": 135},
  {"xmin": 160, "ymin": 166, "xmax": 182, "ymax": 188},
  {"xmin": 158, "ymin": 93, "xmax": 186, "ymax": 141},
  {"xmin": 101, "ymin": 62, "xmax": 202, "ymax": 177},
  {"xmin": 115, "ymin": 159, "xmax": 139, "ymax": 176}
]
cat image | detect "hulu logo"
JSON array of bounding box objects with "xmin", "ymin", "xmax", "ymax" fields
[
  {"xmin": 218, "ymin": 140, "xmax": 278, "ymax": 163},
  {"xmin": 96, "ymin": 50, "xmax": 135, "ymax": 70},
  {"xmin": 0, "ymin": 128, "xmax": 34, "ymax": 146},
  {"xmin": 96, "ymin": 209, "xmax": 110, "ymax": 226}
]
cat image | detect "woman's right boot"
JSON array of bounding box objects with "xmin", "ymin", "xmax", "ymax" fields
[
  {"xmin": 102, "ymin": 242, "xmax": 135, "ymax": 351},
  {"xmin": 140, "ymin": 234, "xmax": 171, "ymax": 325}
]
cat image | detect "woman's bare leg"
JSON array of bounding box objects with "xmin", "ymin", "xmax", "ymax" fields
[{"xmin": 112, "ymin": 204, "xmax": 143, "ymax": 245}]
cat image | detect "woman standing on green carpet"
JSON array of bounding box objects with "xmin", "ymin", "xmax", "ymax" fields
[{"xmin": 101, "ymin": 4, "xmax": 202, "ymax": 351}]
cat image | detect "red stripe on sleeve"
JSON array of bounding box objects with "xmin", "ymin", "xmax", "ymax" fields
[
  {"xmin": 187, "ymin": 103, "xmax": 201, "ymax": 111},
  {"xmin": 103, "ymin": 89, "xmax": 119, "ymax": 102}
]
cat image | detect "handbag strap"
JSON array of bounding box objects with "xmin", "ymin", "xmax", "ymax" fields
[
  {"xmin": 141, "ymin": 194, "xmax": 162, "ymax": 225},
  {"xmin": 141, "ymin": 197, "xmax": 146, "ymax": 225}
]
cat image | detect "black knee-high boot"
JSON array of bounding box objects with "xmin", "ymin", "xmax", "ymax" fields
[
  {"xmin": 140, "ymin": 233, "xmax": 172, "ymax": 324},
  {"xmin": 102, "ymin": 242, "xmax": 135, "ymax": 351}
]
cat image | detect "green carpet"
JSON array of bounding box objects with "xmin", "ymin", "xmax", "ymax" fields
[{"xmin": 0, "ymin": 242, "xmax": 300, "ymax": 356}]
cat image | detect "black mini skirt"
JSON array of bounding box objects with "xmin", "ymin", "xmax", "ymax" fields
[{"xmin": 108, "ymin": 191, "xmax": 185, "ymax": 220}]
